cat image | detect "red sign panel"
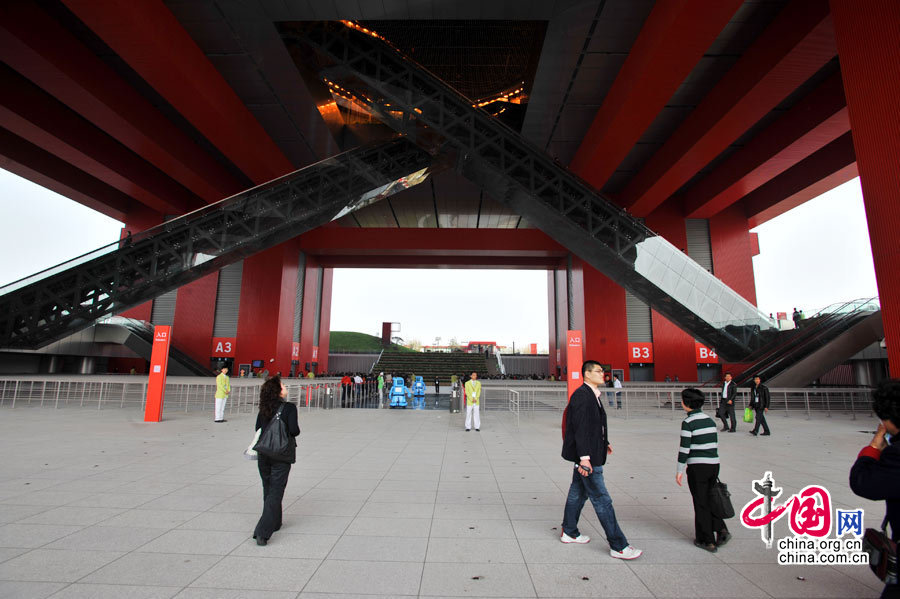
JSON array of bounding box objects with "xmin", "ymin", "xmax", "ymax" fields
[
  {"xmin": 566, "ymin": 330, "xmax": 584, "ymax": 400},
  {"xmin": 291, "ymin": 342, "xmax": 300, "ymax": 359},
  {"xmin": 312, "ymin": 345, "xmax": 319, "ymax": 360},
  {"xmin": 776, "ymin": 312, "xmax": 787, "ymax": 320},
  {"xmin": 695, "ymin": 342, "xmax": 720, "ymax": 363},
  {"xmin": 144, "ymin": 325, "xmax": 172, "ymax": 422},
  {"xmin": 628, "ymin": 342, "xmax": 654, "ymax": 363},
  {"xmin": 211, "ymin": 337, "xmax": 235, "ymax": 357},
  {"xmin": 529, "ymin": 343, "xmax": 537, "ymax": 355}
]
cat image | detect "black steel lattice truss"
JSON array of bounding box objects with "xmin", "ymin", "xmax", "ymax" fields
[
  {"xmin": 286, "ymin": 22, "xmax": 779, "ymax": 362},
  {"xmin": 0, "ymin": 138, "xmax": 434, "ymax": 349}
]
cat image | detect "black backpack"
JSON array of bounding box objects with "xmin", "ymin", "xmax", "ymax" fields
[{"xmin": 253, "ymin": 404, "xmax": 296, "ymax": 463}]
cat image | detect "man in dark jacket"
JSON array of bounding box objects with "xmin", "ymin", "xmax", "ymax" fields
[
  {"xmin": 560, "ymin": 360, "xmax": 642, "ymax": 560},
  {"xmin": 850, "ymin": 379, "xmax": 900, "ymax": 598},
  {"xmin": 749, "ymin": 375, "xmax": 771, "ymax": 436},
  {"xmin": 719, "ymin": 372, "xmax": 738, "ymax": 432}
]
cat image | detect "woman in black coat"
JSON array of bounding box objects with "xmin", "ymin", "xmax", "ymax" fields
[{"xmin": 253, "ymin": 376, "xmax": 301, "ymax": 546}]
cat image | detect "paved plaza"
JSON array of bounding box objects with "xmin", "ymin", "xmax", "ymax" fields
[{"xmin": 0, "ymin": 401, "xmax": 887, "ymax": 598}]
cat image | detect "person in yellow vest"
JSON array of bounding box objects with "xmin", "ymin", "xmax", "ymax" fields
[
  {"xmin": 215, "ymin": 366, "xmax": 231, "ymax": 423},
  {"xmin": 464, "ymin": 371, "xmax": 482, "ymax": 431}
]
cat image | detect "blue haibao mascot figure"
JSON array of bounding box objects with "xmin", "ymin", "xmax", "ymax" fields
[
  {"xmin": 389, "ymin": 376, "xmax": 410, "ymax": 408},
  {"xmin": 412, "ymin": 375, "xmax": 426, "ymax": 408}
]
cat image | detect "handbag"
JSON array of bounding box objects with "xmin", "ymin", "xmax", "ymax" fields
[
  {"xmin": 715, "ymin": 404, "xmax": 723, "ymax": 419},
  {"xmin": 253, "ymin": 404, "xmax": 295, "ymax": 463},
  {"xmin": 243, "ymin": 428, "xmax": 262, "ymax": 460},
  {"xmin": 863, "ymin": 517, "xmax": 898, "ymax": 584},
  {"xmin": 743, "ymin": 407, "xmax": 754, "ymax": 423},
  {"xmin": 709, "ymin": 478, "xmax": 735, "ymax": 519}
]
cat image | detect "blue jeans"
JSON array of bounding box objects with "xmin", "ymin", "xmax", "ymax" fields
[{"xmin": 562, "ymin": 465, "xmax": 628, "ymax": 551}]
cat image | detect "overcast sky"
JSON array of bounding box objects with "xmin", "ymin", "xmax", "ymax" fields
[{"xmin": 0, "ymin": 168, "xmax": 880, "ymax": 350}]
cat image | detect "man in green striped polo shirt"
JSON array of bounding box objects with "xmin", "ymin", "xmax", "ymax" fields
[{"xmin": 676, "ymin": 388, "xmax": 731, "ymax": 552}]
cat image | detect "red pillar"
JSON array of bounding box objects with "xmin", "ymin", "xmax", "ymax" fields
[
  {"xmin": 581, "ymin": 263, "xmax": 628, "ymax": 379},
  {"xmin": 830, "ymin": 0, "xmax": 900, "ymax": 376},
  {"xmin": 234, "ymin": 239, "xmax": 301, "ymax": 376},
  {"xmin": 709, "ymin": 204, "xmax": 758, "ymax": 305},
  {"xmin": 645, "ymin": 205, "xmax": 697, "ymax": 381},
  {"xmin": 172, "ymin": 273, "xmax": 219, "ymax": 367},
  {"xmin": 316, "ymin": 268, "xmax": 334, "ymax": 374},
  {"xmin": 297, "ymin": 257, "xmax": 323, "ymax": 374}
]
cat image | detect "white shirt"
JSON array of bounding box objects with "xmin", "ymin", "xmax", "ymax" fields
[
  {"xmin": 613, "ymin": 379, "xmax": 622, "ymax": 389},
  {"xmin": 722, "ymin": 380, "xmax": 731, "ymax": 398}
]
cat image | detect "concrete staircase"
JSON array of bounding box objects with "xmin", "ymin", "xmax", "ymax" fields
[{"xmin": 372, "ymin": 351, "xmax": 488, "ymax": 385}]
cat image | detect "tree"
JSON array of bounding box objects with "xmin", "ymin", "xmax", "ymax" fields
[{"xmin": 406, "ymin": 338, "xmax": 423, "ymax": 352}]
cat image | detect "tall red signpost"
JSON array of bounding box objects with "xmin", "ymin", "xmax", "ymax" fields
[
  {"xmin": 144, "ymin": 325, "xmax": 172, "ymax": 422},
  {"xmin": 566, "ymin": 330, "xmax": 584, "ymax": 401}
]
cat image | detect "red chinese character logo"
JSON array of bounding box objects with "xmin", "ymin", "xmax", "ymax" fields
[{"xmin": 740, "ymin": 472, "xmax": 832, "ymax": 547}]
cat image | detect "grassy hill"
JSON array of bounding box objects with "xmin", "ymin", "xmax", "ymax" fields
[{"xmin": 329, "ymin": 331, "xmax": 415, "ymax": 353}]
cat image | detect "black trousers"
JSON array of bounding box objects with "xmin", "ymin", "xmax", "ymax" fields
[
  {"xmin": 720, "ymin": 403, "xmax": 736, "ymax": 431},
  {"xmin": 254, "ymin": 455, "xmax": 292, "ymax": 540},
  {"xmin": 751, "ymin": 407, "xmax": 770, "ymax": 434},
  {"xmin": 687, "ymin": 463, "xmax": 727, "ymax": 545}
]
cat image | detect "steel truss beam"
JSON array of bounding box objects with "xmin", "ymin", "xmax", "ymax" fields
[
  {"xmin": 0, "ymin": 138, "xmax": 434, "ymax": 349},
  {"xmin": 287, "ymin": 23, "xmax": 780, "ymax": 361}
]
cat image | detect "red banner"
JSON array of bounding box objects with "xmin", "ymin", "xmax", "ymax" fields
[
  {"xmin": 144, "ymin": 325, "xmax": 172, "ymax": 422},
  {"xmin": 211, "ymin": 337, "xmax": 235, "ymax": 357},
  {"xmin": 776, "ymin": 311, "xmax": 787, "ymax": 320},
  {"xmin": 628, "ymin": 342, "xmax": 654, "ymax": 363},
  {"xmin": 291, "ymin": 342, "xmax": 300, "ymax": 359},
  {"xmin": 529, "ymin": 343, "xmax": 537, "ymax": 355},
  {"xmin": 566, "ymin": 330, "xmax": 584, "ymax": 400},
  {"xmin": 695, "ymin": 342, "xmax": 719, "ymax": 363},
  {"xmin": 312, "ymin": 346, "xmax": 319, "ymax": 360}
]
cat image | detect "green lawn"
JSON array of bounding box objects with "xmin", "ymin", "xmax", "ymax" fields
[{"xmin": 329, "ymin": 331, "xmax": 415, "ymax": 353}]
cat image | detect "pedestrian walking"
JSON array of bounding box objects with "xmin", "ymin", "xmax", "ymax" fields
[{"xmin": 748, "ymin": 376, "xmax": 771, "ymax": 436}]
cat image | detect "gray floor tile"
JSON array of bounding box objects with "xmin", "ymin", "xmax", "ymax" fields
[
  {"xmin": 509, "ymin": 519, "xmax": 593, "ymax": 540},
  {"xmin": 436, "ymin": 491, "xmax": 504, "ymax": 505},
  {"xmin": 433, "ymin": 504, "xmax": 509, "ymax": 520},
  {"xmin": 67, "ymin": 493, "xmax": 160, "ymax": 509},
  {"xmin": 279, "ymin": 515, "xmax": 351, "ymax": 535},
  {"xmin": 0, "ymin": 548, "xmax": 123, "ymax": 582},
  {"xmin": 0, "ymin": 581, "xmax": 67, "ymax": 599},
  {"xmin": 358, "ymin": 501, "xmax": 435, "ymax": 519},
  {"xmin": 329, "ymin": 535, "xmax": 428, "ymax": 562},
  {"xmin": 430, "ymin": 519, "xmax": 515, "ymax": 539},
  {"xmin": 345, "ymin": 517, "xmax": 431, "ymax": 537},
  {"xmin": 284, "ymin": 500, "xmax": 363, "ymax": 517},
  {"xmin": 0, "ymin": 547, "xmax": 29, "ymax": 564},
  {"xmin": 0, "ymin": 524, "xmax": 84, "ymax": 549},
  {"xmin": 81, "ymin": 552, "xmax": 221, "ymax": 587},
  {"xmin": 189, "ymin": 556, "xmax": 320, "ymax": 592},
  {"xmin": 178, "ymin": 512, "xmax": 259, "ymax": 532},
  {"xmin": 528, "ymin": 563, "xmax": 652, "ymax": 597},
  {"xmin": 1, "ymin": 491, "xmax": 95, "ymax": 507},
  {"xmin": 137, "ymin": 529, "xmax": 249, "ymax": 555},
  {"xmin": 47, "ymin": 583, "xmax": 180, "ymax": 598},
  {"xmin": 231, "ymin": 533, "xmax": 338, "ymax": 559},
  {"xmin": 46, "ymin": 526, "xmax": 164, "ymax": 552},
  {"xmin": 20, "ymin": 506, "xmax": 126, "ymax": 527},
  {"xmin": 425, "ymin": 538, "xmax": 523, "ymax": 563},
  {"xmin": 0, "ymin": 504, "xmax": 52, "ymax": 524},
  {"xmin": 519, "ymin": 538, "xmax": 628, "ymax": 564},
  {"xmin": 419, "ymin": 563, "xmax": 536, "ymax": 597},
  {"xmin": 98, "ymin": 509, "xmax": 202, "ymax": 529},
  {"xmin": 368, "ymin": 489, "xmax": 437, "ymax": 503},
  {"xmin": 629, "ymin": 564, "xmax": 769, "ymax": 597},
  {"xmin": 730, "ymin": 563, "xmax": 880, "ymax": 598},
  {"xmin": 138, "ymin": 494, "xmax": 225, "ymax": 512},
  {"xmin": 175, "ymin": 589, "xmax": 297, "ymax": 599},
  {"xmin": 304, "ymin": 560, "xmax": 423, "ymax": 595}
]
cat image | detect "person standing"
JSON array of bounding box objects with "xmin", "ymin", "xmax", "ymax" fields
[
  {"xmin": 377, "ymin": 372, "xmax": 385, "ymax": 408},
  {"xmin": 434, "ymin": 377, "xmax": 440, "ymax": 394},
  {"xmin": 560, "ymin": 360, "xmax": 642, "ymax": 559},
  {"xmin": 719, "ymin": 372, "xmax": 737, "ymax": 432},
  {"xmin": 850, "ymin": 380, "xmax": 900, "ymax": 599},
  {"xmin": 214, "ymin": 366, "xmax": 231, "ymax": 423},
  {"xmin": 464, "ymin": 371, "xmax": 481, "ymax": 431},
  {"xmin": 748, "ymin": 376, "xmax": 771, "ymax": 436},
  {"xmin": 676, "ymin": 388, "xmax": 730, "ymax": 552},
  {"xmin": 253, "ymin": 376, "xmax": 300, "ymax": 546},
  {"xmin": 613, "ymin": 374, "xmax": 623, "ymax": 409},
  {"xmin": 792, "ymin": 307, "xmax": 801, "ymax": 328}
]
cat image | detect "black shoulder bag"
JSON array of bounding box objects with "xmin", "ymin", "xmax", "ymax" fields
[
  {"xmin": 253, "ymin": 404, "xmax": 295, "ymax": 463},
  {"xmin": 709, "ymin": 478, "xmax": 735, "ymax": 519},
  {"xmin": 863, "ymin": 517, "xmax": 898, "ymax": 584}
]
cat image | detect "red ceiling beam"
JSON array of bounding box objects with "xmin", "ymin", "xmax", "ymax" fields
[
  {"xmin": 0, "ymin": 65, "xmax": 198, "ymax": 215},
  {"xmin": 568, "ymin": 0, "xmax": 742, "ymax": 190},
  {"xmin": 299, "ymin": 227, "xmax": 568, "ymax": 256},
  {"xmin": 741, "ymin": 131, "xmax": 856, "ymax": 227},
  {"xmin": 60, "ymin": 0, "xmax": 294, "ymax": 185},
  {"xmin": 0, "ymin": 2, "xmax": 243, "ymax": 203},
  {"xmin": 313, "ymin": 256, "xmax": 563, "ymax": 269},
  {"xmin": 621, "ymin": 1, "xmax": 837, "ymax": 217},
  {"xmin": 684, "ymin": 70, "xmax": 849, "ymax": 218},
  {"xmin": 0, "ymin": 126, "xmax": 133, "ymax": 221}
]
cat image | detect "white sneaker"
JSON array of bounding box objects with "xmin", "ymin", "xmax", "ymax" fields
[
  {"xmin": 610, "ymin": 545, "xmax": 642, "ymax": 560},
  {"xmin": 560, "ymin": 532, "xmax": 590, "ymax": 544}
]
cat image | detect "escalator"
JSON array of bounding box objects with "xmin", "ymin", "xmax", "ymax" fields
[
  {"xmin": 0, "ymin": 137, "xmax": 436, "ymax": 350},
  {"xmin": 734, "ymin": 299, "xmax": 882, "ymax": 387},
  {"xmin": 285, "ymin": 22, "xmax": 780, "ymax": 362},
  {"xmin": 95, "ymin": 317, "xmax": 211, "ymax": 376}
]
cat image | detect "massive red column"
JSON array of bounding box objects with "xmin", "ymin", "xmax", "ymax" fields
[
  {"xmin": 172, "ymin": 274, "xmax": 218, "ymax": 366},
  {"xmin": 234, "ymin": 240, "xmax": 302, "ymax": 376},
  {"xmin": 830, "ymin": 1, "xmax": 900, "ymax": 376},
  {"xmin": 580, "ymin": 262, "xmax": 629, "ymax": 380}
]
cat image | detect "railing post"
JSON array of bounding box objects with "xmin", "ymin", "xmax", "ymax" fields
[
  {"xmin": 850, "ymin": 391, "xmax": 856, "ymax": 420},
  {"xmin": 804, "ymin": 391, "xmax": 810, "ymax": 420},
  {"xmin": 12, "ymin": 380, "xmax": 18, "ymax": 408},
  {"xmin": 825, "ymin": 392, "xmax": 831, "ymax": 418},
  {"xmin": 97, "ymin": 382, "xmax": 104, "ymax": 410},
  {"xmin": 55, "ymin": 381, "xmax": 62, "ymax": 409}
]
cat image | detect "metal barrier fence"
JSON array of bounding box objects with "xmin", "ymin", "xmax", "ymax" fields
[
  {"xmin": 481, "ymin": 385, "xmax": 876, "ymax": 423},
  {"xmin": 0, "ymin": 377, "xmax": 875, "ymax": 423}
]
